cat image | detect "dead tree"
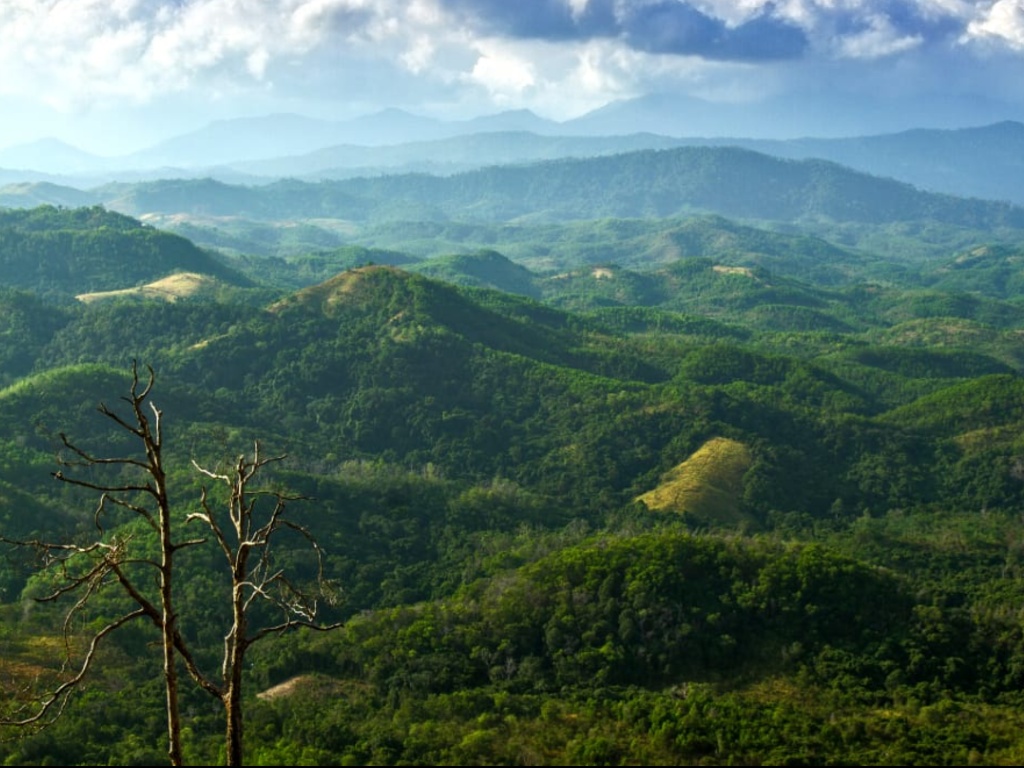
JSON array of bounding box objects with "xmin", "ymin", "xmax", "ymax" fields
[
  {"xmin": 182, "ymin": 444, "xmax": 341, "ymax": 766},
  {"xmin": 0, "ymin": 363, "xmax": 340, "ymax": 767},
  {"xmin": 0, "ymin": 362, "xmax": 191, "ymax": 765}
]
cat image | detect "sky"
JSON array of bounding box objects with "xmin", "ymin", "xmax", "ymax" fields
[{"xmin": 3, "ymin": 0, "xmax": 1024, "ymax": 154}]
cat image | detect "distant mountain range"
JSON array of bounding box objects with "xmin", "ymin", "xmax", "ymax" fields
[
  {"xmin": 3, "ymin": 96, "xmax": 1024, "ymax": 204},
  {"xmin": 9, "ymin": 146, "xmax": 1017, "ymax": 232},
  {"xmin": 0, "ymin": 108, "xmax": 565, "ymax": 176}
]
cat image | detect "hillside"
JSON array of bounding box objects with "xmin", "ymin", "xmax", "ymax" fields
[
  {"xmin": 0, "ymin": 206, "xmax": 250, "ymax": 298},
  {"xmin": 228, "ymin": 121, "xmax": 1024, "ymax": 204},
  {"xmin": 230, "ymin": 130, "xmax": 689, "ymax": 179},
  {"xmin": 636, "ymin": 436, "xmax": 754, "ymax": 526},
  {"xmin": 6, "ymin": 119, "xmax": 1023, "ymax": 208},
  {"xmin": 407, "ymin": 249, "xmax": 541, "ymax": 297},
  {"xmin": 96, "ymin": 147, "xmax": 1024, "ymax": 230},
  {"xmin": 729, "ymin": 120, "xmax": 1024, "ymax": 205},
  {"xmin": 75, "ymin": 272, "xmax": 227, "ymax": 303},
  {"xmin": 8, "ymin": 145, "xmax": 1024, "ymax": 270},
  {"xmin": 4, "ymin": 205, "xmax": 1024, "ymax": 764}
]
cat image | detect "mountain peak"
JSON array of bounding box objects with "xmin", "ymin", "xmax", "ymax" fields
[
  {"xmin": 0, "ymin": 137, "xmax": 104, "ymax": 174},
  {"xmin": 270, "ymin": 265, "xmax": 416, "ymax": 317},
  {"xmin": 364, "ymin": 107, "xmax": 420, "ymax": 119}
]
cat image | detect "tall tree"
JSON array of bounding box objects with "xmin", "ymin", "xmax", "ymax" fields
[
  {"xmin": 185, "ymin": 444, "xmax": 341, "ymax": 766},
  {"xmin": 0, "ymin": 363, "xmax": 190, "ymax": 764},
  {"xmin": 0, "ymin": 362, "xmax": 339, "ymax": 766}
]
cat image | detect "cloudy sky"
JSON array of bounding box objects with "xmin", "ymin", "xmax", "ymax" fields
[{"xmin": 3, "ymin": 0, "xmax": 1024, "ymax": 153}]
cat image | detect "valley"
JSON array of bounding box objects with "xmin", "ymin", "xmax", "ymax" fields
[{"xmin": 3, "ymin": 131, "xmax": 1024, "ymax": 765}]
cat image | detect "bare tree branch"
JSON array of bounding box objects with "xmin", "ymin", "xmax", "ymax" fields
[
  {"xmin": 186, "ymin": 440, "xmax": 340, "ymax": 766},
  {"xmin": 2, "ymin": 608, "xmax": 147, "ymax": 729},
  {"xmin": 16, "ymin": 361, "xmax": 189, "ymax": 766},
  {"xmin": 3, "ymin": 365, "xmax": 342, "ymax": 767}
]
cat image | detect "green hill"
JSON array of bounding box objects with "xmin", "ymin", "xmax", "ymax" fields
[
  {"xmin": 91, "ymin": 147, "xmax": 1024, "ymax": 233},
  {"xmin": 293, "ymin": 148, "xmax": 1024, "ymax": 227},
  {"xmin": 0, "ymin": 205, "xmax": 250, "ymax": 298},
  {"xmin": 0, "ymin": 288, "xmax": 71, "ymax": 385},
  {"xmin": 409, "ymin": 250, "xmax": 541, "ymax": 298},
  {"xmin": 636, "ymin": 436, "xmax": 754, "ymax": 527},
  {"xmin": 6, "ymin": 200, "xmax": 1024, "ymax": 765}
]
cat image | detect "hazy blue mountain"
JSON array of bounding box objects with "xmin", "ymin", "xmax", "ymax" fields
[
  {"xmin": 336, "ymin": 147, "xmax": 1024, "ymax": 228},
  {"xmin": 715, "ymin": 121, "xmax": 1024, "ymax": 205},
  {"xmin": 140, "ymin": 118, "xmax": 1024, "ymax": 207},
  {"xmin": 121, "ymin": 109, "xmax": 564, "ymax": 170},
  {"xmin": 409, "ymin": 249, "xmax": 542, "ymax": 298},
  {"xmin": 0, "ymin": 165, "xmax": 263, "ymax": 190},
  {"xmin": 124, "ymin": 113, "xmax": 350, "ymax": 168},
  {"xmin": 4, "ymin": 104, "xmax": 1023, "ymax": 212},
  {"xmin": 0, "ymin": 168, "xmax": 52, "ymax": 186},
  {"xmin": 230, "ymin": 131, "xmax": 688, "ymax": 179},
  {"xmin": 0, "ymin": 138, "xmax": 106, "ymax": 175},
  {"xmin": 459, "ymin": 108, "xmax": 559, "ymax": 135},
  {"xmin": 564, "ymin": 91, "xmax": 1024, "ymax": 140},
  {"xmin": 0, "ymin": 182, "xmax": 101, "ymax": 209},
  {"xmin": 108, "ymin": 99, "xmax": 692, "ymax": 170},
  {"xmin": 151, "ymin": 117, "xmax": 1024, "ymax": 207},
  {"xmin": 100, "ymin": 147, "xmax": 1024, "ymax": 232},
  {"xmin": 336, "ymin": 107, "xmax": 455, "ymax": 146},
  {"xmin": 9, "ymin": 145, "xmax": 1024, "ymax": 268},
  {"xmin": 564, "ymin": 93, "xmax": 758, "ymax": 139}
]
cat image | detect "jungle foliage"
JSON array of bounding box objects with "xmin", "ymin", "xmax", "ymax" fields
[{"xmin": 4, "ymin": 199, "xmax": 1024, "ymax": 765}]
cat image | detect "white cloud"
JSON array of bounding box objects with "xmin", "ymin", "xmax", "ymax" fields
[
  {"xmin": 690, "ymin": 0, "xmax": 782, "ymax": 26},
  {"xmin": 468, "ymin": 45, "xmax": 537, "ymax": 97},
  {"xmin": 966, "ymin": 0, "xmax": 1024, "ymax": 49},
  {"xmin": 538, "ymin": 41, "xmax": 644, "ymax": 117},
  {"xmin": 574, "ymin": 42, "xmax": 635, "ymax": 95},
  {"xmin": 567, "ymin": 0, "xmax": 591, "ymax": 20},
  {"xmin": 834, "ymin": 13, "xmax": 924, "ymax": 59},
  {"xmin": 401, "ymin": 35, "xmax": 438, "ymax": 73},
  {"xmin": 0, "ymin": 0, "xmax": 1015, "ymax": 115},
  {"xmin": 2, "ymin": 0, "xmax": 1024, "ymax": 148},
  {"xmin": 0, "ymin": 0, "xmax": 434, "ymax": 110}
]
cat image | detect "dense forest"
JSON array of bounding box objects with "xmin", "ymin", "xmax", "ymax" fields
[{"xmin": 4, "ymin": 140, "xmax": 1024, "ymax": 765}]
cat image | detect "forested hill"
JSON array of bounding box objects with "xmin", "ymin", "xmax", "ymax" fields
[
  {"xmin": 0, "ymin": 205, "xmax": 250, "ymax": 298},
  {"xmin": 100, "ymin": 177, "xmax": 373, "ymax": 220},
  {"xmin": 10, "ymin": 203, "xmax": 1024, "ymax": 763},
  {"xmin": 96, "ymin": 146, "xmax": 1024, "ymax": 228},
  {"xmin": 333, "ymin": 148, "xmax": 1024, "ymax": 226}
]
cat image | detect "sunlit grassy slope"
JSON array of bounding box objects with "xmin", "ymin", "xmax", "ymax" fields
[{"xmin": 636, "ymin": 436, "xmax": 753, "ymax": 526}]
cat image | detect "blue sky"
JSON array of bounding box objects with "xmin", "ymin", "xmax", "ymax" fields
[{"xmin": 3, "ymin": 0, "xmax": 1024, "ymax": 153}]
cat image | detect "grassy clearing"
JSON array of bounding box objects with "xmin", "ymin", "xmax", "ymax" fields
[
  {"xmin": 75, "ymin": 272, "xmax": 216, "ymax": 303},
  {"xmin": 636, "ymin": 436, "xmax": 753, "ymax": 526}
]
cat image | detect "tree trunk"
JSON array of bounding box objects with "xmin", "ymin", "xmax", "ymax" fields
[
  {"xmin": 162, "ymin": 569, "xmax": 183, "ymax": 767},
  {"xmin": 223, "ymin": 576, "xmax": 248, "ymax": 766},
  {"xmin": 161, "ymin": 525, "xmax": 183, "ymax": 766},
  {"xmin": 223, "ymin": 686, "xmax": 243, "ymax": 768},
  {"xmin": 151, "ymin": 397, "xmax": 183, "ymax": 766}
]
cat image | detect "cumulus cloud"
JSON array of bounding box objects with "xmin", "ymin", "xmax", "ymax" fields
[
  {"xmin": 2, "ymin": 1, "xmax": 1020, "ymax": 110},
  {"xmin": 966, "ymin": 0, "xmax": 1024, "ymax": 49},
  {"xmin": 0, "ymin": 0, "xmax": 427, "ymax": 109},
  {"xmin": 2, "ymin": 0, "xmax": 1024, "ymax": 148},
  {"xmin": 468, "ymin": 44, "xmax": 537, "ymax": 97},
  {"xmin": 437, "ymin": 0, "xmax": 987, "ymax": 61},
  {"xmin": 621, "ymin": 2, "xmax": 808, "ymax": 60},
  {"xmin": 440, "ymin": 0, "xmax": 807, "ymax": 60},
  {"xmin": 831, "ymin": 12, "xmax": 924, "ymax": 59},
  {"xmin": 440, "ymin": 0, "xmax": 617, "ymax": 40}
]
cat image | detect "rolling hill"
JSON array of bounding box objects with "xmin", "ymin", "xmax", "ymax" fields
[{"xmin": 0, "ymin": 205, "xmax": 250, "ymax": 298}]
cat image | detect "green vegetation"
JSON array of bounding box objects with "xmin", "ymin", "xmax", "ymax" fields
[
  {"xmin": 0, "ymin": 205, "xmax": 249, "ymax": 299},
  {"xmin": 4, "ymin": 175, "xmax": 1024, "ymax": 765}
]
